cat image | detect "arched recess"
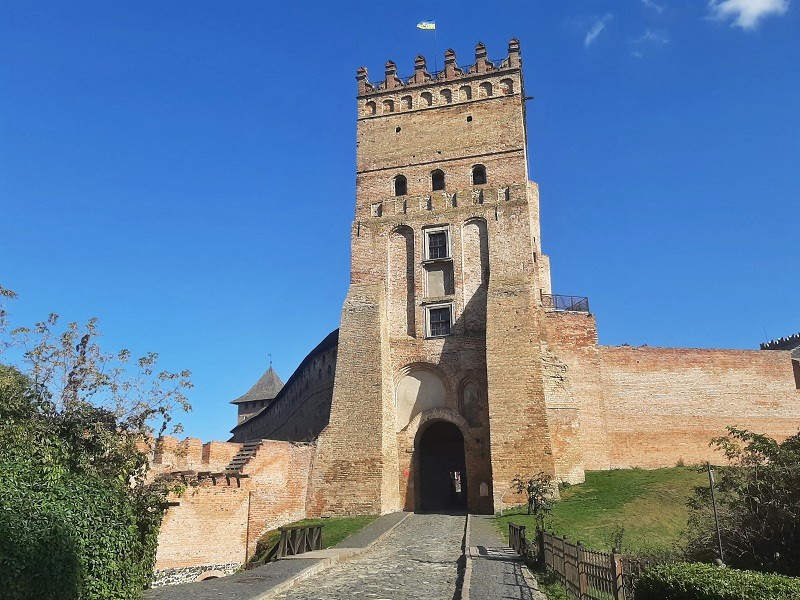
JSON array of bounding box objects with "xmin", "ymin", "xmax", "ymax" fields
[
  {"xmin": 394, "ymin": 364, "xmax": 449, "ymax": 432},
  {"xmin": 431, "ymin": 169, "xmax": 445, "ymax": 191},
  {"xmin": 479, "ymin": 82, "xmax": 493, "ymax": 98},
  {"xmin": 389, "ymin": 226, "xmax": 415, "ymax": 338},
  {"xmin": 461, "ymin": 218, "xmax": 489, "ymax": 335},
  {"xmin": 196, "ymin": 570, "xmax": 224, "ymax": 582},
  {"xmin": 472, "ymin": 164, "xmax": 487, "ymax": 185},
  {"xmin": 459, "ymin": 379, "xmax": 485, "ymax": 427},
  {"xmin": 394, "ymin": 174, "xmax": 407, "ymax": 196},
  {"xmin": 404, "ymin": 406, "xmax": 469, "ymax": 444},
  {"xmin": 407, "ymin": 411, "xmax": 470, "ymax": 512}
]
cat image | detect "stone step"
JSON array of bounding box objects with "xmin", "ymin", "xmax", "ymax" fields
[{"xmin": 223, "ymin": 439, "xmax": 265, "ymax": 473}]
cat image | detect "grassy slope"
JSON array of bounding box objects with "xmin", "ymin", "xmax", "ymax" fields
[{"xmin": 495, "ymin": 467, "xmax": 706, "ymax": 553}]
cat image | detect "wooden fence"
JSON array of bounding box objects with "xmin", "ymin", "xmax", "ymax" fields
[
  {"xmin": 252, "ymin": 523, "xmax": 324, "ymax": 567},
  {"xmin": 508, "ymin": 524, "xmax": 655, "ymax": 600}
]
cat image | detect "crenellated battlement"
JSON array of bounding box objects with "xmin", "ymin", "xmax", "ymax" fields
[
  {"xmin": 760, "ymin": 333, "xmax": 800, "ymax": 351},
  {"xmin": 357, "ymin": 39, "xmax": 522, "ymax": 108}
]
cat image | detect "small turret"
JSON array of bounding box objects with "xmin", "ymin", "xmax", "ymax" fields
[{"xmin": 383, "ymin": 60, "xmax": 403, "ymax": 90}]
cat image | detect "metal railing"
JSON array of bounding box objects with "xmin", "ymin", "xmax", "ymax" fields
[{"xmin": 542, "ymin": 294, "xmax": 590, "ymax": 314}]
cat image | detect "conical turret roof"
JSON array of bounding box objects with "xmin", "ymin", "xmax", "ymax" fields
[{"xmin": 230, "ymin": 365, "xmax": 284, "ymax": 404}]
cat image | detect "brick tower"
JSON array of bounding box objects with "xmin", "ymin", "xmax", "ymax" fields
[{"xmin": 310, "ymin": 39, "xmax": 557, "ymax": 515}]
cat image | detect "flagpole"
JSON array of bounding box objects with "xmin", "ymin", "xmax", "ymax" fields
[
  {"xmin": 416, "ymin": 20, "xmax": 438, "ymax": 72},
  {"xmin": 433, "ymin": 24, "xmax": 438, "ymax": 73}
]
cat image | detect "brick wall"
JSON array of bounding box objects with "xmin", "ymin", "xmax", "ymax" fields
[
  {"xmin": 542, "ymin": 312, "xmax": 607, "ymax": 482},
  {"xmin": 597, "ymin": 346, "xmax": 799, "ymax": 468},
  {"xmin": 542, "ymin": 312, "xmax": 800, "ymax": 474},
  {"xmin": 309, "ymin": 282, "xmax": 400, "ymax": 516},
  {"xmin": 151, "ymin": 437, "xmax": 242, "ymax": 474},
  {"xmin": 153, "ymin": 441, "xmax": 314, "ymax": 579}
]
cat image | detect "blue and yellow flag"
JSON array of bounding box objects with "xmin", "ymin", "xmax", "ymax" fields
[{"xmin": 416, "ymin": 20, "xmax": 436, "ymax": 30}]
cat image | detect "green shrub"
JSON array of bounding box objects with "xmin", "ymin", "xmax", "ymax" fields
[
  {"xmin": 687, "ymin": 428, "xmax": 800, "ymax": 575},
  {"xmin": 0, "ymin": 462, "xmax": 162, "ymax": 600},
  {"xmin": 636, "ymin": 562, "xmax": 800, "ymax": 600}
]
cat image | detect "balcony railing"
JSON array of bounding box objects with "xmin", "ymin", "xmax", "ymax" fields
[{"xmin": 542, "ymin": 294, "xmax": 590, "ymax": 314}]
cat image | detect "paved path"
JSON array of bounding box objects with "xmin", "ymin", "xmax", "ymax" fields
[
  {"xmin": 273, "ymin": 513, "xmax": 467, "ymax": 600},
  {"xmin": 467, "ymin": 515, "xmax": 546, "ymax": 600},
  {"xmin": 143, "ymin": 512, "xmax": 409, "ymax": 600}
]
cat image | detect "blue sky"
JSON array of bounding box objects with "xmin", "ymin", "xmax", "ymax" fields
[{"xmin": 2, "ymin": 1, "xmax": 798, "ymax": 442}]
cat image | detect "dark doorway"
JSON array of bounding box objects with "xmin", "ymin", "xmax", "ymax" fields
[{"xmin": 418, "ymin": 421, "xmax": 467, "ymax": 512}]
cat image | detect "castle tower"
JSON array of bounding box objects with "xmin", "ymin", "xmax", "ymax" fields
[{"xmin": 310, "ymin": 39, "xmax": 557, "ymax": 515}]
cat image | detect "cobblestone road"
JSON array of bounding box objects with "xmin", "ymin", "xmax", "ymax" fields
[{"xmin": 273, "ymin": 513, "xmax": 466, "ymax": 600}]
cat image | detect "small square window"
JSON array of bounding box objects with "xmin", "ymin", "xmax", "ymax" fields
[{"xmin": 427, "ymin": 305, "xmax": 452, "ymax": 337}]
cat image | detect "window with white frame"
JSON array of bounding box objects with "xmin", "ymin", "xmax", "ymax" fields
[
  {"xmin": 424, "ymin": 226, "xmax": 450, "ymax": 260},
  {"xmin": 426, "ymin": 304, "xmax": 453, "ymax": 337}
]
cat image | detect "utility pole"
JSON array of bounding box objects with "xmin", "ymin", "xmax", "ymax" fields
[{"xmin": 707, "ymin": 462, "xmax": 724, "ymax": 564}]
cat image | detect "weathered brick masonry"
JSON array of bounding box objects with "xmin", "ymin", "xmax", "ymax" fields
[
  {"xmin": 151, "ymin": 39, "xmax": 800, "ymax": 581},
  {"xmin": 150, "ymin": 438, "xmax": 313, "ymax": 584}
]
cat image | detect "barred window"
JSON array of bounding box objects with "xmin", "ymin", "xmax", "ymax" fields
[
  {"xmin": 428, "ymin": 306, "xmax": 452, "ymax": 337},
  {"xmin": 428, "ymin": 231, "xmax": 448, "ymax": 259}
]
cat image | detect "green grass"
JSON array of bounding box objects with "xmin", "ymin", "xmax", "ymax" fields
[
  {"xmin": 495, "ymin": 467, "xmax": 706, "ymax": 553},
  {"xmin": 535, "ymin": 569, "xmax": 572, "ymax": 600},
  {"xmin": 248, "ymin": 515, "xmax": 378, "ymax": 566}
]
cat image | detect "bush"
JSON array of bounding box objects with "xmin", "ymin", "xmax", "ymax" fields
[
  {"xmin": 0, "ymin": 455, "xmax": 163, "ymax": 599},
  {"xmin": 636, "ymin": 562, "xmax": 800, "ymax": 600},
  {"xmin": 687, "ymin": 427, "xmax": 800, "ymax": 575},
  {"xmin": 0, "ymin": 295, "xmax": 192, "ymax": 599}
]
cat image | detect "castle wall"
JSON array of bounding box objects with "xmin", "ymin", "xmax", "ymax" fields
[
  {"xmin": 152, "ymin": 440, "xmax": 314, "ymax": 585},
  {"xmin": 542, "ymin": 313, "xmax": 800, "ymax": 474},
  {"xmin": 151, "ymin": 437, "xmax": 242, "ymax": 474},
  {"xmin": 542, "ymin": 312, "xmax": 607, "ymax": 483},
  {"xmin": 484, "ymin": 184, "xmax": 556, "ymax": 510},
  {"xmin": 597, "ymin": 346, "xmax": 799, "ymax": 469},
  {"xmin": 230, "ymin": 331, "xmax": 338, "ymax": 443}
]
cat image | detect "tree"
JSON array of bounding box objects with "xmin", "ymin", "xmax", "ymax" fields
[
  {"xmin": 512, "ymin": 471, "xmax": 555, "ymax": 529},
  {"xmin": 686, "ymin": 426, "xmax": 800, "ymax": 576},
  {"xmin": 0, "ymin": 286, "xmax": 192, "ymax": 599}
]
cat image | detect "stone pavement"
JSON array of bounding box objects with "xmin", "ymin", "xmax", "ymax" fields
[
  {"xmin": 466, "ymin": 515, "xmax": 547, "ymax": 600},
  {"xmin": 144, "ymin": 512, "xmax": 545, "ymax": 600},
  {"xmin": 273, "ymin": 512, "xmax": 467, "ymax": 599},
  {"xmin": 144, "ymin": 511, "xmax": 409, "ymax": 600}
]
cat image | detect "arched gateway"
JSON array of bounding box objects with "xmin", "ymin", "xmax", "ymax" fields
[{"xmin": 417, "ymin": 421, "xmax": 468, "ymax": 512}]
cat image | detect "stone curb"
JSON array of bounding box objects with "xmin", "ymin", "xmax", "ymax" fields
[
  {"xmin": 255, "ymin": 511, "xmax": 413, "ymax": 599},
  {"xmin": 461, "ymin": 514, "xmax": 473, "ymax": 600}
]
